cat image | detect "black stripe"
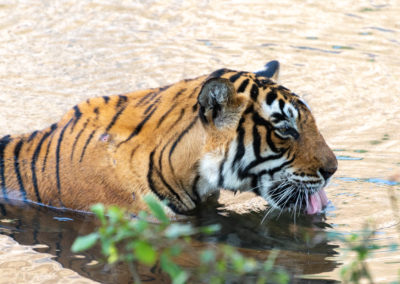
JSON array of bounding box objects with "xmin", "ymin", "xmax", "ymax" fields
[
  {"xmin": 155, "ymin": 166, "xmax": 187, "ymax": 211},
  {"xmin": 271, "ymin": 112, "xmax": 287, "ymax": 123},
  {"xmin": 168, "ymin": 117, "xmax": 199, "ymax": 174},
  {"xmin": 156, "ymin": 102, "xmax": 178, "ymax": 128},
  {"xmin": 209, "ymin": 68, "xmax": 229, "ymax": 78},
  {"xmin": 55, "ymin": 119, "xmax": 73, "ymax": 206},
  {"xmin": 137, "ymin": 85, "xmax": 170, "ymax": 107},
  {"xmin": 217, "ymin": 156, "xmax": 227, "ymax": 188},
  {"xmin": 147, "ymin": 150, "xmax": 184, "ymax": 215},
  {"xmin": 0, "ymin": 135, "xmax": 12, "ymax": 200},
  {"xmin": 232, "ymin": 117, "xmax": 246, "ymax": 167},
  {"xmin": 158, "ymin": 138, "xmax": 174, "ymax": 173},
  {"xmin": 105, "ymin": 105, "xmax": 127, "ymax": 132},
  {"xmin": 31, "ymin": 129, "xmax": 55, "ymax": 203},
  {"xmin": 250, "ymin": 84, "xmax": 259, "ymax": 101},
  {"xmin": 119, "ymin": 106, "xmax": 158, "ymax": 146},
  {"xmin": 244, "ymin": 105, "xmax": 254, "ymax": 114},
  {"xmin": 71, "ymin": 119, "xmax": 89, "ymax": 161},
  {"xmin": 166, "ymin": 109, "xmax": 185, "ymax": 133},
  {"xmin": 13, "ymin": 140, "xmax": 27, "ymax": 202},
  {"xmin": 253, "ymin": 78, "xmax": 263, "ymax": 88},
  {"xmin": 147, "ymin": 150, "xmax": 163, "ymax": 199},
  {"xmin": 266, "ymin": 126, "xmax": 278, "ymax": 153},
  {"xmin": 174, "ymin": 88, "xmax": 186, "ymax": 99},
  {"xmin": 42, "ymin": 123, "xmax": 57, "ymax": 173},
  {"xmin": 199, "ymin": 106, "xmax": 208, "ymax": 124},
  {"xmin": 237, "ymin": 78, "xmax": 249, "ymax": 93},
  {"xmin": 277, "ymin": 85, "xmax": 289, "ymax": 92},
  {"xmin": 192, "ymin": 103, "xmax": 198, "ymax": 113},
  {"xmin": 252, "ymin": 124, "xmax": 261, "ymax": 159},
  {"xmin": 28, "ymin": 131, "xmax": 39, "ymax": 142},
  {"xmin": 103, "ymin": 96, "xmax": 110, "ymax": 104},
  {"xmin": 279, "ymin": 99, "xmax": 285, "ymax": 112},
  {"xmin": 156, "ymin": 137, "xmax": 193, "ymax": 209},
  {"xmin": 253, "ymin": 111, "xmax": 272, "ymax": 127},
  {"xmin": 266, "ymin": 155, "xmax": 295, "ymax": 177},
  {"xmin": 116, "ymin": 95, "xmax": 128, "ymax": 108},
  {"xmin": 266, "ymin": 89, "xmax": 277, "ymax": 105},
  {"xmin": 188, "ymin": 86, "xmax": 200, "ymax": 98},
  {"xmin": 251, "ymin": 112, "xmax": 278, "ymax": 153},
  {"xmin": 239, "ymin": 152, "xmax": 284, "ymax": 179},
  {"xmin": 191, "ymin": 174, "xmax": 201, "ymax": 203},
  {"xmin": 144, "ymin": 98, "xmax": 160, "ymax": 115},
  {"xmin": 79, "ymin": 130, "xmax": 96, "ymax": 163},
  {"xmin": 70, "ymin": 105, "xmax": 82, "ymax": 132},
  {"xmin": 229, "ymin": 72, "xmax": 245, "ymax": 83},
  {"xmin": 136, "ymin": 92, "xmax": 156, "ymax": 107},
  {"xmin": 129, "ymin": 145, "xmax": 140, "ymax": 163},
  {"xmin": 143, "ymin": 92, "xmax": 160, "ymax": 107}
]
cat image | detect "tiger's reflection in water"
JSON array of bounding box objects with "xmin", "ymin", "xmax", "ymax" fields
[{"xmin": 0, "ymin": 198, "xmax": 338, "ymax": 283}]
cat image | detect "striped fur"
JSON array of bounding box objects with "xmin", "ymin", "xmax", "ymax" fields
[{"xmin": 0, "ymin": 61, "xmax": 337, "ymax": 216}]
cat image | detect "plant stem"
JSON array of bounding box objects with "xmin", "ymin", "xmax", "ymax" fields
[{"xmin": 128, "ymin": 261, "xmax": 142, "ymax": 284}]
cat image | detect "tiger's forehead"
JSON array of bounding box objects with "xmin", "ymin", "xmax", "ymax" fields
[{"xmin": 220, "ymin": 71, "xmax": 305, "ymax": 122}]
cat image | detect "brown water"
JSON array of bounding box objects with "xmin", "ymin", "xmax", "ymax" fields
[{"xmin": 0, "ymin": 0, "xmax": 400, "ymax": 283}]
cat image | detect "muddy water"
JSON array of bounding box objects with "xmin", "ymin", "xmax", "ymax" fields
[{"xmin": 0, "ymin": 0, "xmax": 400, "ymax": 283}]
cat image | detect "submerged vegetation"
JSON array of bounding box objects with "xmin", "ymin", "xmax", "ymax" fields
[
  {"xmin": 72, "ymin": 194, "xmax": 400, "ymax": 284},
  {"xmin": 72, "ymin": 195, "xmax": 290, "ymax": 284}
]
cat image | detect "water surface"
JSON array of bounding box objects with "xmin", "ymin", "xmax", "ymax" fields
[{"xmin": 0, "ymin": 0, "xmax": 399, "ymax": 282}]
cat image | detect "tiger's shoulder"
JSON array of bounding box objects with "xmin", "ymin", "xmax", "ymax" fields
[{"xmin": 0, "ymin": 61, "xmax": 337, "ymax": 218}]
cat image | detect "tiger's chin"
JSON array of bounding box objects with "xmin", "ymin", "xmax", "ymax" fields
[{"xmin": 260, "ymin": 181, "xmax": 330, "ymax": 216}]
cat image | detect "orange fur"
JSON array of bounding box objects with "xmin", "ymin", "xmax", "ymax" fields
[{"xmin": 0, "ymin": 64, "xmax": 337, "ymax": 216}]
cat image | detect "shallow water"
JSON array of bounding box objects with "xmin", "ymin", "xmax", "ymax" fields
[{"xmin": 0, "ymin": 0, "xmax": 400, "ymax": 283}]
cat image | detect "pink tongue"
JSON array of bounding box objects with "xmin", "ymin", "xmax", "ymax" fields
[{"xmin": 306, "ymin": 189, "xmax": 329, "ymax": 215}]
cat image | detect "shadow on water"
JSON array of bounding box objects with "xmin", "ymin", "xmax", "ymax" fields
[{"xmin": 0, "ymin": 199, "xmax": 339, "ymax": 283}]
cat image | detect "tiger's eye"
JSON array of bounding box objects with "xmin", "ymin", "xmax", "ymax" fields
[{"xmin": 276, "ymin": 126, "xmax": 299, "ymax": 139}]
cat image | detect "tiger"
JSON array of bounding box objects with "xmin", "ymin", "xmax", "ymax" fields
[{"xmin": 0, "ymin": 60, "xmax": 337, "ymax": 217}]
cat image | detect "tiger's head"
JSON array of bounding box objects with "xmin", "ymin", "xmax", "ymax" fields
[{"xmin": 197, "ymin": 61, "xmax": 337, "ymax": 215}]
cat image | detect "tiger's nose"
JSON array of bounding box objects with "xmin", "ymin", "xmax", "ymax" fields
[{"xmin": 319, "ymin": 166, "xmax": 337, "ymax": 181}]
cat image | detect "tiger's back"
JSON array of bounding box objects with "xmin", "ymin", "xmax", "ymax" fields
[{"xmin": 0, "ymin": 61, "xmax": 337, "ymax": 216}]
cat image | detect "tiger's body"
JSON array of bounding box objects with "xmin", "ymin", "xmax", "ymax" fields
[{"xmin": 0, "ymin": 61, "xmax": 337, "ymax": 216}]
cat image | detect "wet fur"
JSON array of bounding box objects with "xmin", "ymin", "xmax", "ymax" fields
[{"xmin": 0, "ymin": 62, "xmax": 337, "ymax": 216}]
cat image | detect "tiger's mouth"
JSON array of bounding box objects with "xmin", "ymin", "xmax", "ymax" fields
[{"xmin": 264, "ymin": 181, "xmax": 329, "ymax": 215}]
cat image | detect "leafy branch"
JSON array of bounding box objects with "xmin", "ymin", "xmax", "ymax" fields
[{"xmin": 72, "ymin": 194, "xmax": 290, "ymax": 284}]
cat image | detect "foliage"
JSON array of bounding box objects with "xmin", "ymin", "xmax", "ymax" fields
[
  {"xmin": 72, "ymin": 194, "xmax": 290, "ymax": 284},
  {"xmin": 328, "ymin": 223, "xmax": 399, "ymax": 284}
]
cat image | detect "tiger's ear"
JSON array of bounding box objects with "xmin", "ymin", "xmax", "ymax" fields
[
  {"xmin": 198, "ymin": 77, "xmax": 240, "ymax": 128},
  {"xmin": 255, "ymin": 60, "xmax": 280, "ymax": 82}
]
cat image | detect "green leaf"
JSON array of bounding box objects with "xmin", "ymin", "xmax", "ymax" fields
[
  {"xmin": 143, "ymin": 195, "xmax": 169, "ymax": 225},
  {"xmin": 108, "ymin": 244, "xmax": 119, "ymax": 263},
  {"xmin": 199, "ymin": 224, "xmax": 221, "ymax": 234},
  {"xmin": 172, "ymin": 270, "xmax": 189, "ymax": 284},
  {"xmin": 134, "ymin": 240, "xmax": 157, "ymax": 266},
  {"xmin": 91, "ymin": 204, "xmax": 106, "ymax": 224},
  {"xmin": 231, "ymin": 252, "xmax": 245, "ymax": 273},
  {"xmin": 169, "ymin": 244, "xmax": 183, "ymax": 256},
  {"xmin": 71, "ymin": 232, "xmax": 99, "ymax": 252},
  {"xmin": 108, "ymin": 205, "xmax": 124, "ymax": 224},
  {"xmin": 275, "ymin": 269, "xmax": 290, "ymax": 284},
  {"xmin": 165, "ymin": 223, "xmax": 195, "ymax": 239},
  {"xmin": 160, "ymin": 253, "xmax": 182, "ymax": 278},
  {"xmin": 243, "ymin": 258, "xmax": 257, "ymax": 273},
  {"xmin": 200, "ymin": 249, "xmax": 215, "ymax": 264},
  {"xmin": 130, "ymin": 219, "xmax": 148, "ymax": 233},
  {"xmin": 264, "ymin": 250, "xmax": 279, "ymax": 271}
]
